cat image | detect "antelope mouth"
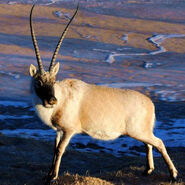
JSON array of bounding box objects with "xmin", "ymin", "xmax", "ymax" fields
[{"xmin": 44, "ymin": 103, "xmax": 54, "ymax": 108}]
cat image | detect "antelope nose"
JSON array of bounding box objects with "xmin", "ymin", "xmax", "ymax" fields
[{"xmin": 49, "ymin": 97, "xmax": 57, "ymax": 105}]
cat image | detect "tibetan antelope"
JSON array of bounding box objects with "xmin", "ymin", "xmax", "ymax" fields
[{"xmin": 29, "ymin": 4, "xmax": 178, "ymax": 183}]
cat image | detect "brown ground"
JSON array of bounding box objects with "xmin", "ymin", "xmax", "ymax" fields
[
  {"xmin": 0, "ymin": 4, "xmax": 185, "ymax": 58},
  {"xmin": 0, "ymin": 134, "xmax": 184, "ymax": 185},
  {"xmin": 0, "ymin": 3, "xmax": 185, "ymax": 100}
]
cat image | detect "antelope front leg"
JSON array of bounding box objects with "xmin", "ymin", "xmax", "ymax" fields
[
  {"xmin": 48, "ymin": 130, "xmax": 74, "ymax": 182},
  {"xmin": 48, "ymin": 131, "xmax": 62, "ymax": 178}
]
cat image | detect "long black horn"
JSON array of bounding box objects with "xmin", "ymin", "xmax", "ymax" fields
[
  {"xmin": 30, "ymin": 4, "xmax": 45, "ymax": 74},
  {"xmin": 49, "ymin": 3, "xmax": 79, "ymax": 72}
]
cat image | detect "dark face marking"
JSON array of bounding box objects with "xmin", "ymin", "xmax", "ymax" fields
[{"xmin": 34, "ymin": 74, "xmax": 57, "ymax": 108}]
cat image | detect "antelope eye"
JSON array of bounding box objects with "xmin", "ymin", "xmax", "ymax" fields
[{"xmin": 35, "ymin": 80, "xmax": 43, "ymax": 87}]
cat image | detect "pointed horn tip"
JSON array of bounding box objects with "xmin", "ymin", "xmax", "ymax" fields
[
  {"xmin": 77, "ymin": 2, "xmax": 80, "ymax": 9},
  {"xmin": 75, "ymin": 3, "xmax": 80, "ymax": 14},
  {"xmin": 30, "ymin": 3, "xmax": 36, "ymax": 13}
]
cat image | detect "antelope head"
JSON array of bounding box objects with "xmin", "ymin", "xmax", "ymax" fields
[{"xmin": 29, "ymin": 4, "xmax": 79, "ymax": 108}]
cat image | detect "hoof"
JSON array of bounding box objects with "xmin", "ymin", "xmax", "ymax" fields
[
  {"xmin": 50, "ymin": 177, "xmax": 58, "ymax": 183},
  {"xmin": 170, "ymin": 174, "xmax": 177, "ymax": 183},
  {"xmin": 170, "ymin": 170, "xmax": 178, "ymax": 182},
  {"xmin": 143, "ymin": 168, "xmax": 154, "ymax": 176},
  {"xmin": 44, "ymin": 175, "xmax": 58, "ymax": 185},
  {"xmin": 171, "ymin": 177, "xmax": 177, "ymax": 183}
]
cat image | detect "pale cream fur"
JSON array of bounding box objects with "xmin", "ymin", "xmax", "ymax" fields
[
  {"xmin": 30, "ymin": 77, "xmax": 178, "ymax": 182},
  {"xmin": 29, "ymin": 4, "xmax": 177, "ymax": 182}
]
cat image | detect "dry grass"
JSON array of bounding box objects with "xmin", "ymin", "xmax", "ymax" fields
[
  {"xmin": 56, "ymin": 173, "xmax": 113, "ymax": 185},
  {"xmin": 0, "ymin": 131, "xmax": 185, "ymax": 185},
  {"xmin": 50, "ymin": 170, "xmax": 185, "ymax": 185}
]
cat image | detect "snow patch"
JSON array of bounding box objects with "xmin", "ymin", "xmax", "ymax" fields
[
  {"xmin": 94, "ymin": 34, "xmax": 185, "ymax": 63},
  {"xmin": 0, "ymin": 100, "xmax": 29, "ymax": 108}
]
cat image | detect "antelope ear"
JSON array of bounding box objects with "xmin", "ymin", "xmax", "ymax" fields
[
  {"xmin": 29, "ymin": 64, "xmax": 37, "ymax": 77},
  {"xmin": 52, "ymin": 62, "xmax": 60, "ymax": 75}
]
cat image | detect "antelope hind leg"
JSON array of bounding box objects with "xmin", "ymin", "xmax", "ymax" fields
[
  {"xmin": 136, "ymin": 134, "xmax": 178, "ymax": 180},
  {"xmin": 143, "ymin": 144, "xmax": 154, "ymax": 175}
]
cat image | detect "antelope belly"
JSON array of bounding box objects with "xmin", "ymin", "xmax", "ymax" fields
[{"xmin": 84, "ymin": 127, "xmax": 122, "ymax": 140}]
